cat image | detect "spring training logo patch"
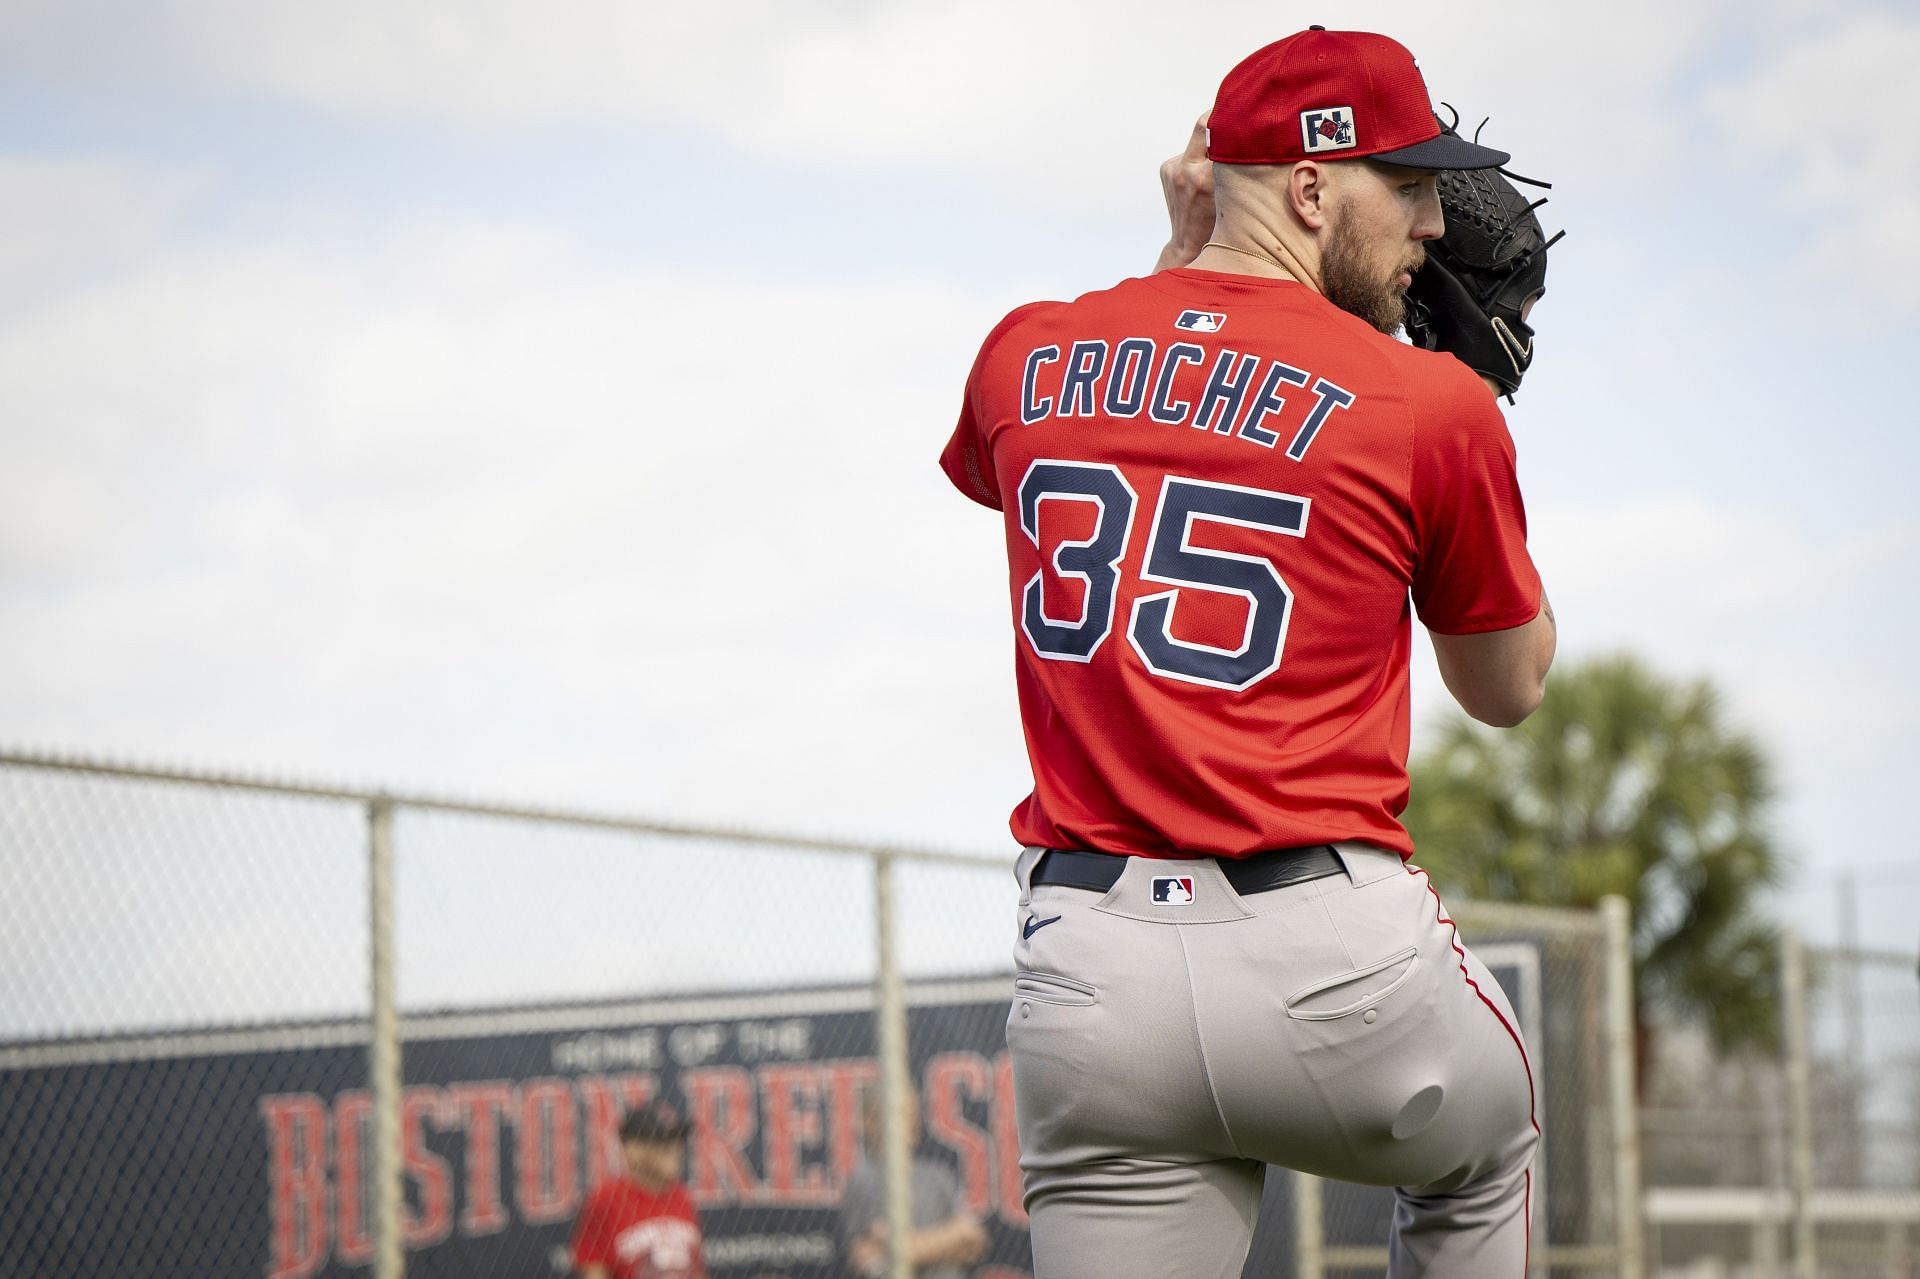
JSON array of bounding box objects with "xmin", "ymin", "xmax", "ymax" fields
[
  {"xmin": 1175, "ymin": 310, "xmax": 1226, "ymax": 333},
  {"xmin": 1300, "ymin": 107, "xmax": 1356, "ymax": 154},
  {"xmin": 1151, "ymin": 876, "xmax": 1195, "ymax": 905}
]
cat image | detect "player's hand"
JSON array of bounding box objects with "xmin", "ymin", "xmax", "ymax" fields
[
  {"xmin": 940, "ymin": 1214, "xmax": 989, "ymax": 1265},
  {"xmin": 1154, "ymin": 111, "xmax": 1214, "ymax": 273},
  {"xmin": 849, "ymin": 1223, "xmax": 888, "ymax": 1274}
]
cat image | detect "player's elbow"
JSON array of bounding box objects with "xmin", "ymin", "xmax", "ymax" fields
[
  {"xmin": 1458, "ymin": 676, "xmax": 1546, "ymax": 728},
  {"xmin": 1430, "ymin": 610, "xmax": 1554, "ymax": 729}
]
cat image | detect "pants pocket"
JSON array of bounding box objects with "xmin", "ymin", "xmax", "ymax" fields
[
  {"xmin": 1014, "ymin": 970, "xmax": 1099, "ymax": 1007},
  {"xmin": 1282, "ymin": 946, "xmax": 1419, "ymax": 1021}
]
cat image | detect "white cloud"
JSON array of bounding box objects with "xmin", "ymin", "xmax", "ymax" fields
[
  {"xmin": 1706, "ymin": 7, "xmax": 1920, "ymax": 317},
  {"xmin": 22, "ymin": 0, "xmax": 1910, "ymax": 336},
  {"xmin": 0, "ymin": 210, "xmax": 1026, "ymax": 841},
  {"xmin": 0, "ymin": 2, "xmax": 1747, "ymax": 196},
  {"xmin": 1541, "ymin": 496, "xmax": 1909, "ymax": 624},
  {"xmin": 0, "ymin": 158, "xmax": 207, "ymax": 293},
  {"xmin": 18, "ymin": 1, "xmax": 1912, "ymax": 325}
]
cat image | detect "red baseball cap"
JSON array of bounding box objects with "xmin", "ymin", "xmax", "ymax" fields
[{"xmin": 1208, "ymin": 27, "xmax": 1508, "ymax": 170}]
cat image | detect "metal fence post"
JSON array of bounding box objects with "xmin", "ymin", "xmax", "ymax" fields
[
  {"xmin": 1779, "ymin": 926, "xmax": 1816, "ymax": 1279},
  {"xmin": 1293, "ymin": 1171, "xmax": 1326, "ymax": 1279},
  {"xmin": 872, "ymin": 851, "xmax": 914, "ymax": 1279},
  {"xmin": 1601, "ymin": 895, "xmax": 1645, "ymax": 1279},
  {"xmin": 369, "ymin": 798, "xmax": 403, "ymax": 1279}
]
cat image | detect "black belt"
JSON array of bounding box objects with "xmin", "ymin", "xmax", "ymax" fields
[{"xmin": 1030, "ymin": 845, "xmax": 1345, "ymax": 896}]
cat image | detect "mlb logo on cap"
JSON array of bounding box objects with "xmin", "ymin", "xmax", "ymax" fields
[
  {"xmin": 1175, "ymin": 310, "xmax": 1226, "ymax": 332},
  {"xmin": 1300, "ymin": 106, "xmax": 1356, "ymax": 153},
  {"xmin": 1151, "ymin": 876, "xmax": 1196, "ymax": 905}
]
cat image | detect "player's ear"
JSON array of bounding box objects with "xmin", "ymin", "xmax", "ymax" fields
[{"xmin": 1288, "ymin": 160, "xmax": 1333, "ymax": 230}]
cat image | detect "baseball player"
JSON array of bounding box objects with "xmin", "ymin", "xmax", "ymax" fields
[
  {"xmin": 840, "ymin": 1085, "xmax": 988, "ymax": 1278},
  {"xmin": 939, "ymin": 28, "xmax": 1558, "ymax": 1279},
  {"xmin": 571, "ymin": 1101, "xmax": 707, "ymax": 1279}
]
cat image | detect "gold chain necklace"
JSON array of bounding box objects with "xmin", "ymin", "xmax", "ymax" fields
[{"xmin": 1201, "ymin": 241, "xmax": 1286, "ymax": 271}]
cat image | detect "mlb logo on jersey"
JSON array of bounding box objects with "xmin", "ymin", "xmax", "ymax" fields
[
  {"xmin": 1174, "ymin": 310, "xmax": 1226, "ymax": 333},
  {"xmin": 1151, "ymin": 876, "xmax": 1196, "ymax": 905},
  {"xmin": 1300, "ymin": 107, "xmax": 1356, "ymax": 153}
]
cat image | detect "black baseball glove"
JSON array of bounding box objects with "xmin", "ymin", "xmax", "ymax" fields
[{"xmin": 1405, "ymin": 116, "xmax": 1565, "ymax": 398}]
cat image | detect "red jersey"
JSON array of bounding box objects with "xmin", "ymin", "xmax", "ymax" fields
[
  {"xmin": 570, "ymin": 1178, "xmax": 705, "ymax": 1279},
  {"xmin": 940, "ymin": 268, "xmax": 1541, "ymax": 858}
]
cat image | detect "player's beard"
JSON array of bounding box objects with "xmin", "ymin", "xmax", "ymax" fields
[{"xmin": 1322, "ymin": 213, "xmax": 1421, "ymax": 336}]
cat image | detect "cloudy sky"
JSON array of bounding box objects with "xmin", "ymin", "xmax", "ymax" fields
[{"xmin": 4, "ymin": 0, "xmax": 1917, "ymax": 954}]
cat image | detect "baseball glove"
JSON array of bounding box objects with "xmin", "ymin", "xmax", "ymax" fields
[{"xmin": 1404, "ymin": 115, "xmax": 1565, "ymax": 398}]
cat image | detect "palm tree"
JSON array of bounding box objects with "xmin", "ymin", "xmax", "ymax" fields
[{"xmin": 1402, "ymin": 653, "xmax": 1784, "ymax": 1086}]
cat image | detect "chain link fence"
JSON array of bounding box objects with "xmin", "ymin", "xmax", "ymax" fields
[
  {"xmin": 1640, "ymin": 937, "xmax": 1920, "ymax": 1278},
  {"xmin": 0, "ymin": 754, "xmax": 1033, "ymax": 1279},
  {"xmin": 2, "ymin": 752, "xmax": 1642, "ymax": 1279},
  {"xmin": 1, "ymin": 764, "xmax": 372, "ymax": 1278},
  {"xmin": 1804, "ymin": 942, "xmax": 1920, "ymax": 1277}
]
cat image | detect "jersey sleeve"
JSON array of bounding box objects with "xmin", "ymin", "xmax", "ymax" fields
[
  {"xmin": 1407, "ymin": 360, "xmax": 1543, "ymax": 635},
  {"xmin": 570, "ymin": 1185, "xmax": 617, "ymax": 1267},
  {"xmin": 938, "ymin": 393, "xmax": 1000, "ymax": 510},
  {"xmin": 938, "ymin": 301, "xmax": 1055, "ymax": 511}
]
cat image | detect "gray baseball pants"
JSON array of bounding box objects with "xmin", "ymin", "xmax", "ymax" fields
[{"xmin": 1007, "ymin": 843, "xmax": 1537, "ymax": 1279}]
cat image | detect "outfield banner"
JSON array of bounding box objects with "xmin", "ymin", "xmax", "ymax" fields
[
  {"xmin": 2, "ymin": 954, "xmax": 1542, "ymax": 1279},
  {"xmin": 0, "ymin": 978, "xmax": 1032, "ymax": 1279}
]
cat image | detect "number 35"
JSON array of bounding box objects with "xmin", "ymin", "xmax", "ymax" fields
[{"xmin": 1017, "ymin": 459, "xmax": 1310, "ymax": 692}]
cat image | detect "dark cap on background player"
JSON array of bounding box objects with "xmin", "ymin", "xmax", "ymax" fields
[
  {"xmin": 619, "ymin": 1100, "xmax": 691, "ymax": 1144},
  {"xmin": 1207, "ymin": 26, "xmax": 1508, "ymax": 170}
]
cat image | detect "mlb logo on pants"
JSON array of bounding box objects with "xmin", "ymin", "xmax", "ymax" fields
[{"xmin": 1151, "ymin": 876, "xmax": 1195, "ymax": 905}]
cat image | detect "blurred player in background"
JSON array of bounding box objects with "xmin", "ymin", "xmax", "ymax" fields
[
  {"xmin": 571, "ymin": 1101, "xmax": 707, "ymax": 1279},
  {"xmin": 840, "ymin": 1085, "xmax": 987, "ymax": 1278}
]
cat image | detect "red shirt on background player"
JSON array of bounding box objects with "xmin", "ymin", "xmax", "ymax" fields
[{"xmin": 571, "ymin": 1101, "xmax": 706, "ymax": 1279}]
